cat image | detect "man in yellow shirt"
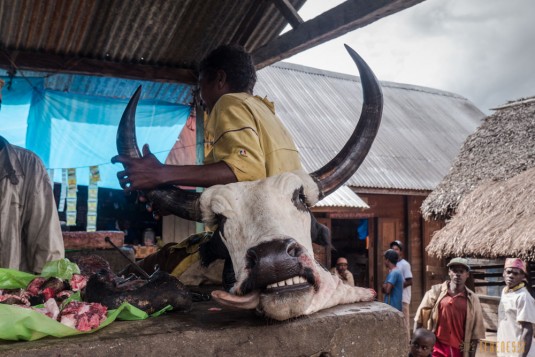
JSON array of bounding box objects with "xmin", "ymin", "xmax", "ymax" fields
[{"xmin": 113, "ymin": 45, "xmax": 301, "ymax": 195}]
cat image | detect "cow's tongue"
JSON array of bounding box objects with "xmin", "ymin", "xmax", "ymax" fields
[{"xmin": 211, "ymin": 289, "xmax": 260, "ymax": 310}]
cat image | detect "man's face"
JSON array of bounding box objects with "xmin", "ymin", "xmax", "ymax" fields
[
  {"xmin": 503, "ymin": 267, "xmax": 525, "ymax": 288},
  {"xmin": 198, "ymin": 70, "xmax": 222, "ymax": 114},
  {"xmin": 336, "ymin": 262, "xmax": 348, "ymax": 274},
  {"xmin": 410, "ymin": 336, "xmax": 435, "ymax": 357},
  {"xmin": 448, "ymin": 265, "xmax": 469, "ymax": 286},
  {"xmin": 391, "ymin": 245, "xmax": 402, "ymax": 259}
]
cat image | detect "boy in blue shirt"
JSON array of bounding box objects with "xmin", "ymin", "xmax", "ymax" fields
[{"xmin": 383, "ymin": 249, "xmax": 404, "ymax": 311}]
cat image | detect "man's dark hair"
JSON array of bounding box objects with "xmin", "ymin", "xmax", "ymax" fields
[
  {"xmin": 390, "ymin": 240, "xmax": 403, "ymax": 251},
  {"xmin": 384, "ymin": 249, "xmax": 399, "ymax": 265},
  {"xmin": 199, "ymin": 44, "xmax": 257, "ymax": 93},
  {"xmin": 411, "ymin": 328, "xmax": 436, "ymax": 345}
]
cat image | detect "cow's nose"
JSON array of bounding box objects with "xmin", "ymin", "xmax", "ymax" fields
[{"xmin": 245, "ymin": 238, "xmax": 304, "ymax": 288}]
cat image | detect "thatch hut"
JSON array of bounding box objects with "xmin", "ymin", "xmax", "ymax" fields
[
  {"xmin": 423, "ymin": 96, "xmax": 535, "ymax": 296},
  {"xmin": 423, "ymin": 98, "xmax": 535, "ymax": 332},
  {"xmin": 421, "ymin": 97, "xmax": 535, "ymax": 221},
  {"xmin": 426, "ymin": 166, "xmax": 535, "ymax": 260}
]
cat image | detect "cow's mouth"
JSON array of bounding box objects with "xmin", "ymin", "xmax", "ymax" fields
[{"xmin": 263, "ymin": 275, "xmax": 311, "ymax": 294}]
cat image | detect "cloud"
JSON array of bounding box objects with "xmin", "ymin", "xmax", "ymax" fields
[{"xmin": 286, "ymin": 0, "xmax": 535, "ymax": 114}]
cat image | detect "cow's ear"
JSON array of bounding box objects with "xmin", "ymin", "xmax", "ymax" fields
[
  {"xmin": 310, "ymin": 214, "xmax": 331, "ymax": 247},
  {"xmin": 199, "ymin": 229, "xmax": 230, "ymax": 267}
]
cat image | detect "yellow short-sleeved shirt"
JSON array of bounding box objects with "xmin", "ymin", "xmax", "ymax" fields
[{"xmin": 204, "ymin": 93, "xmax": 302, "ymax": 182}]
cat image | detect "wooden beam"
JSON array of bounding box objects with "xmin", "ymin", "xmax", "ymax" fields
[
  {"xmin": 253, "ymin": 0, "xmax": 424, "ymax": 68},
  {"xmin": 0, "ymin": 50, "xmax": 197, "ymax": 84},
  {"xmin": 272, "ymin": 0, "xmax": 303, "ymax": 29}
]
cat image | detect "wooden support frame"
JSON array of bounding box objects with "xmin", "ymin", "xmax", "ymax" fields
[
  {"xmin": 253, "ymin": 0, "xmax": 424, "ymax": 68},
  {"xmin": 0, "ymin": 49, "xmax": 198, "ymax": 84},
  {"xmin": 272, "ymin": 0, "xmax": 304, "ymax": 29}
]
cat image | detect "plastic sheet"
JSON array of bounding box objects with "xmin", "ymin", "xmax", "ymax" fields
[
  {"xmin": 0, "ymin": 76, "xmax": 190, "ymax": 188},
  {"xmin": 0, "ymin": 259, "xmax": 169, "ymax": 341}
]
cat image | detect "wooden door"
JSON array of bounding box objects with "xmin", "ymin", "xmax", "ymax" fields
[{"xmin": 371, "ymin": 218, "xmax": 401, "ymax": 300}]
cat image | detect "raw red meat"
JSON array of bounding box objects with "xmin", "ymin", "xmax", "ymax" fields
[
  {"xmin": 59, "ymin": 301, "xmax": 107, "ymax": 331},
  {"xmin": 70, "ymin": 255, "xmax": 111, "ymax": 277},
  {"xmin": 69, "ymin": 274, "xmax": 88, "ymax": 292},
  {"xmin": 0, "ymin": 294, "xmax": 30, "ymax": 306},
  {"xmin": 26, "ymin": 277, "xmax": 47, "ymax": 295}
]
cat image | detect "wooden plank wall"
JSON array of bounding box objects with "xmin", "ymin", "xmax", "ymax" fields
[
  {"xmin": 162, "ymin": 215, "xmax": 197, "ymax": 244},
  {"xmin": 350, "ymin": 193, "xmax": 446, "ymax": 316}
]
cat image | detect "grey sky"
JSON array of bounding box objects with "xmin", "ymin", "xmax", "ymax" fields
[{"xmin": 285, "ymin": 0, "xmax": 535, "ymax": 114}]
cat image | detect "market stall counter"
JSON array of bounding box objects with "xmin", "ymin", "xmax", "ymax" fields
[
  {"xmin": 0, "ymin": 299, "xmax": 407, "ymax": 356},
  {"xmin": 63, "ymin": 231, "xmax": 133, "ymax": 272}
]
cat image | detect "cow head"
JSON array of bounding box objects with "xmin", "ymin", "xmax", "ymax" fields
[{"xmin": 116, "ymin": 45, "xmax": 382, "ymax": 320}]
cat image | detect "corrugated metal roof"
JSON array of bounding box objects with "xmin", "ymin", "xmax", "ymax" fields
[
  {"xmin": 314, "ymin": 186, "xmax": 369, "ymax": 208},
  {"xmin": 0, "ymin": 0, "xmax": 305, "ymax": 70},
  {"xmin": 255, "ymin": 62, "xmax": 485, "ymax": 191}
]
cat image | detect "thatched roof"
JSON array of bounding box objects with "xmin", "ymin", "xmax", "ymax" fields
[
  {"xmin": 421, "ymin": 97, "xmax": 535, "ymax": 220},
  {"xmin": 426, "ymin": 166, "xmax": 535, "ymax": 260}
]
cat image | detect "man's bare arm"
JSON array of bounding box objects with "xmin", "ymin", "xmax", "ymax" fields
[
  {"xmin": 404, "ymin": 277, "xmax": 413, "ymax": 288},
  {"xmin": 382, "ymin": 282, "xmax": 393, "ymax": 294},
  {"xmin": 520, "ymin": 321, "xmax": 533, "ymax": 357},
  {"xmin": 112, "ymin": 144, "xmax": 237, "ymax": 190}
]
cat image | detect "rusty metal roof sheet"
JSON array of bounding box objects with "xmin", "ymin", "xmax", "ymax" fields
[{"xmin": 0, "ymin": 0, "xmax": 424, "ymax": 81}]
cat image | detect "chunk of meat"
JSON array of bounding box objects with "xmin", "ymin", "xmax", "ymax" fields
[
  {"xmin": 26, "ymin": 277, "xmax": 47, "ymax": 296},
  {"xmin": 70, "ymin": 255, "xmax": 111, "ymax": 277},
  {"xmin": 69, "ymin": 274, "xmax": 87, "ymax": 292},
  {"xmin": 0, "ymin": 294, "xmax": 30, "ymax": 306},
  {"xmin": 84, "ymin": 269, "xmax": 191, "ymax": 314},
  {"xmin": 59, "ymin": 301, "xmax": 107, "ymax": 332}
]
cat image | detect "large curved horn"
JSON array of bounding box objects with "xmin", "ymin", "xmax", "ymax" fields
[
  {"xmin": 309, "ymin": 45, "xmax": 383, "ymax": 199},
  {"xmin": 116, "ymin": 86, "xmax": 203, "ymax": 222}
]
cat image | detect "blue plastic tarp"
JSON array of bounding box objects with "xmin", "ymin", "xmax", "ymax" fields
[{"xmin": 0, "ymin": 76, "xmax": 190, "ymax": 189}]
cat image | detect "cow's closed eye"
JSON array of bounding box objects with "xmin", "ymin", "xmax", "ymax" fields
[{"xmin": 291, "ymin": 187, "xmax": 308, "ymax": 211}]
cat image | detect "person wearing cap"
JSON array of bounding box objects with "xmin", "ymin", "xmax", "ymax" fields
[
  {"xmin": 414, "ymin": 257, "xmax": 485, "ymax": 357},
  {"xmin": 496, "ymin": 258, "xmax": 535, "ymax": 357},
  {"xmin": 383, "ymin": 249, "xmax": 404, "ymax": 311},
  {"xmin": 391, "ymin": 239, "xmax": 413, "ymax": 336},
  {"xmin": 330, "ymin": 257, "xmax": 355, "ymax": 286}
]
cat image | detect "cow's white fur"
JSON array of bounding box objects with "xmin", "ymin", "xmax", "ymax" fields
[{"xmin": 200, "ymin": 170, "xmax": 375, "ymax": 320}]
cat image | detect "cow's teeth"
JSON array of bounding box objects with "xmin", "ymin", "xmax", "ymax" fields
[
  {"xmin": 285, "ymin": 278, "xmax": 293, "ymax": 286},
  {"xmin": 266, "ymin": 276, "xmax": 308, "ymax": 290}
]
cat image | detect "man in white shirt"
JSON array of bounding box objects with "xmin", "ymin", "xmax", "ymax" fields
[
  {"xmin": 497, "ymin": 258, "xmax": 535, "ymax": 357},
  {"xmin": 390, "ymin": 240, "xmax": 413, "ymax": 337}
]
